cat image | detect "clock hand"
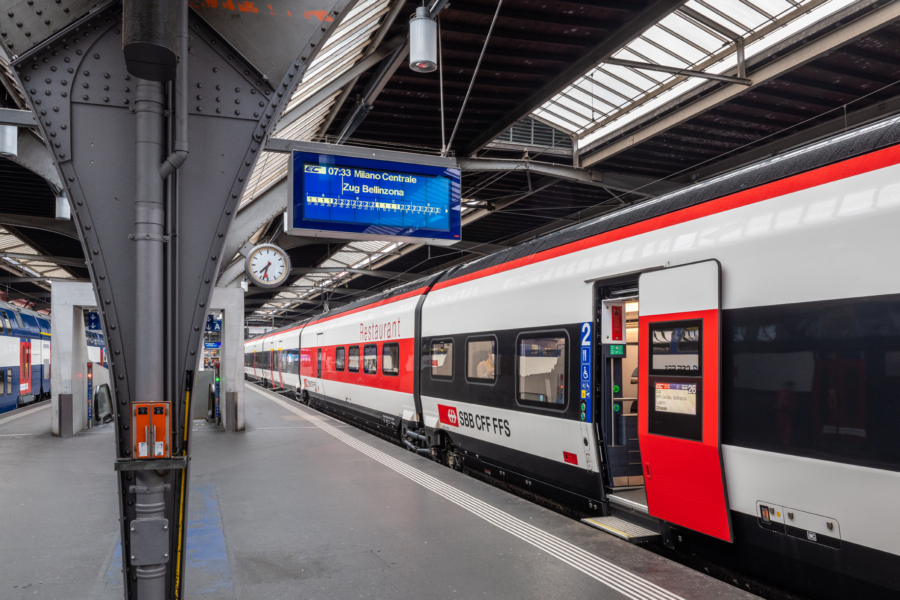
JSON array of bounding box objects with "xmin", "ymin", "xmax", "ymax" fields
[{"xmin": 262, "ymin": 262, "xmax": 271, "ymax": 279}]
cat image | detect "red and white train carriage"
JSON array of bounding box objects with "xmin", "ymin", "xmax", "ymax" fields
[{"xmin": 247, "ymin": 115, "xmax": 900, "ymax": 599}]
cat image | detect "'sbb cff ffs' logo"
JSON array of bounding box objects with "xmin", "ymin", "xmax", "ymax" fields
[{"xmin": 438, "ymin": 404, "xmax": 458, "ymax": 427}]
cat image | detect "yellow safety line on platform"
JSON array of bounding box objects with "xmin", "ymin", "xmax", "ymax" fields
[{"xmin": 174, "ymin": 389, "xmax": 191, "ymax": 600}]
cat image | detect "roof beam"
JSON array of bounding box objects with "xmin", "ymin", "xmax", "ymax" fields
[
  {"xmin": 0, "ymin": 213, "xmax": 79, "ymax": 239},
  {"xmin": 581, "ymin": 0, "xmax": 900, "ymax": 168},
  {"xmin": 317, "ymin": 0, "xmax": 409, "ymax": 137},
  {"xmin": 0, "ymin": 252, "xmax": 86, "ymax": 267},
  {"xmin": 216, "ymin": 178, "xmax": 288, "ymax": 288},
  {"xmin": 0, "ymin": 107, "xmax": 36, "ymax": 127},
  {"xmin": 290, "ymin": 267, "xmax": 420, "ymax": 282},
  {"xmin": 458, "ymin": 157, "xmax": 682, "ymax": 197},
  {"xmin": 272, "ymin": 33, "xmax": 407, "ymax": 135},
  {"xmin": 460, "ymin": 0, "xmax": 687, "ymax": 156},
  {"xmin": 0, "ymin": 277, "xmax": 89, "ymax": 283},
  {"xmin": 604, "ymin": 57, "xmax": 751, "ymax": 86},
  {"xmin": 245, "ymin": 286, "xmax": 370, "ymax": 296}
]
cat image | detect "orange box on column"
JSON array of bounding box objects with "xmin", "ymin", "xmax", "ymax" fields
[{"xmin": 132, "ymin": 402, "xmax": 171, "ymax": 459}]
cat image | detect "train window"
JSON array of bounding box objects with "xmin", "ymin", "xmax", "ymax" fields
[
  {"xmin": 467, "ymin": 337, "xmax": 497, "ymax": 383},
  {"xmin": 0, "ymin": 311, "xmax": 11, "ymax": 333},
  {"xmin": 0, "ymin": 370, "xmax": 4, "ymax": 395},
  {"xmin": 382, "ymin": 343, "xmax": 400, "ymax": 376},
  {"xmin": 285, "ymin": 349, "xmax": 299, "ymax": 375},
  {"xmin": 6, "ymin": 369, "xmax": 11, "ymax": 395},
  {"xmin": 336, "ymin": 347, "xmax": 345, "ymax": 371},
  {"xmin": 364, "ymin": 344, "xmax": 378, "ymax": 374},
  {"xmin": 431, "ymin": 340, "xmax": 453, "ymax": 379},
  {"xmin": 516, "ymin": 334, "xmax": 567, "ymax": 406},
  {"xmin": 650, "ymin": 320, "xmax": 702, "ymax": 375},
  {"xmin": 348, "ymin": 346, "xmax": 360, "ymax": 373}
]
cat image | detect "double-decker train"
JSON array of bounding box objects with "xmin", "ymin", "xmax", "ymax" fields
[
  {"xmin": 0, "ymin": 300, "xmax": 51, "ymax": 413},
  {"xmin": 0, "ymin": 300, "xmax": 106, "ymax": 414},
  {"xmin": 246, "ymin": 115, "xmax": 900, "ymax": 599}
]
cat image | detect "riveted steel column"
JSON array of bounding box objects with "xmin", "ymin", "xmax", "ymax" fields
[{"xmin": 134, "ymin": 79, "xmax": 169, "ymax": 600}]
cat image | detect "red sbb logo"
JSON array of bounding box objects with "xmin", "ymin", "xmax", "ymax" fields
[{"xmin": 438, "ymin": 404, "xmax": 458, "ymax": 427}]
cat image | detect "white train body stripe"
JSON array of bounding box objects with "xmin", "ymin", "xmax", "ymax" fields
[
  {"xmin": 723, "ymin": 444, "xmax": 900, "ymax": 555},
  {"xmin": 423, "ymin": 163, "xmax": 900, "ymax": 336},
  {"xmin": 421, "ymin": 395, "xmax": 599, "ymax": 472}
]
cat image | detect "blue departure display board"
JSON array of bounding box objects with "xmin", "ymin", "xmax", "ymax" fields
[{"xmin": 288, "ymin": 147, "xmax": 461, "ymax": 246}]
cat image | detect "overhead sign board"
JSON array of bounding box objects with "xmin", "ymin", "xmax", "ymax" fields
[{"xmin": 286, "ymin": 142, "xmax": 461, "ymax": 246}]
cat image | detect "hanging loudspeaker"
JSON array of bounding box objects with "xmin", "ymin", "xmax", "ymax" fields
[{"xmin": 409, "ymin": 7, "xmax": 437, "ymax": 73}]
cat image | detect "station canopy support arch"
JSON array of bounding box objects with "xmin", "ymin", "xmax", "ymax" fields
[{"xmin": 0, "ymin": 1, "xmax": 354, "ymax": 598}]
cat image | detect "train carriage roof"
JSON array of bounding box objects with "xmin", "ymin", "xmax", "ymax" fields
[{"xmin": 438, "ymin": 116, "xmax": 900, "ymax": 287}]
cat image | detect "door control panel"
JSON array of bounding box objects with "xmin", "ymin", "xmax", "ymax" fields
[{"xmin": 132, "ymin": 402, "xmax": 171, "ymax": 459}]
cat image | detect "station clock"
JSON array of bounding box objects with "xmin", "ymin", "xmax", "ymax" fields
[{"xmin": 244, "ymin": 244, "xmax": 292, "ymax": 289}]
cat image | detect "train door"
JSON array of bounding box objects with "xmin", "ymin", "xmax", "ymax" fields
[
  {"xmin": 594, "ymin": 275, "xmax": 641, "ymax": 496},
  {"xmin": 637, "ymin": 260, "xmax": 732, "ymax": 542},
  {"xmin": 316, "ymin": 333, "xmax": 324, "ymax": 379},
  {"xmin": 19, "ymin": 340, "xmax": 31, "ymax": 396}
]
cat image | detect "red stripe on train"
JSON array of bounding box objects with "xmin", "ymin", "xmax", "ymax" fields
[
  {"xmin": 431, "ymin": 144, "xmax": 900, "ymax": 292},
  {"xmin": 299, "ymin": 338, "xmax": 415, "ymax": 394}
]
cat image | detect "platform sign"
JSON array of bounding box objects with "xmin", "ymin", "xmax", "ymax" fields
[
  {"xmin": 287, "ymin": 145, "xmax": 461, "ymax": 246},
  {"xmin": 204, "ymin": 342, "xmax": 221, "ymax": 349},
  {"xmin": 205, "ymin": 315, "xmax": 222, "ymax": 332},
  {"xmin": 580, "ymin": 322, "xmax": 592, "ymax": 422},
  {"xmin": 87, "ymin": 311, "xmax": 101, "ymax": 331}
]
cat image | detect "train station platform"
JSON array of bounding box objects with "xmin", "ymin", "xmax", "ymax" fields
[{"xmin": 0, "ymin": 385, "xmax": 755, "ymax": 600}]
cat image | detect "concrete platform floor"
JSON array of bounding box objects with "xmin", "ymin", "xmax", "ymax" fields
[{"xmin": 0, "ymin": 385, "xmax": 758, "ymax": 600}]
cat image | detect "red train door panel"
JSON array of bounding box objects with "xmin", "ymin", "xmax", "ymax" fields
[
  {"xmin": 638, "ymin": 260, "xmax": 732, "ymax": 542},
  {"xmin": 19, "ymin": 341, "xmax": 31, "ymax": 395}
]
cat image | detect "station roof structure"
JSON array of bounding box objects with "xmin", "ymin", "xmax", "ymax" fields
[
  {"xmin": 240, "ymin": 0, "xmax": 900, "ymax": 328},
  {"xmin": 1, "ymin": 0, "xmax": 899, "ymax": 321}
]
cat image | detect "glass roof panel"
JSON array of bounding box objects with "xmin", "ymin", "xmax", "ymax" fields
[
  {"xmin": 657, "ymin": 13, "xmax": 725, "ymax": 50},
  {"xmin": 643, "ymin": 28, "xmax": 707, "ymax": 65},
  {"xmin": 532, "ymin": 0, "xmax": 855, "ymax": 150},
  {"xmin": 625, "ymin": 37, "xmax": 687, "ymax": 68}
]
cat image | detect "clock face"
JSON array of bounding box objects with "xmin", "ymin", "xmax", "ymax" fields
[{"xmin": 246, "ymin": 245, "xmax": 290, "ymax": 287}]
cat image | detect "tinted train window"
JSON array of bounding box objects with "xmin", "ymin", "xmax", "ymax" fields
[
  {"xmin": 517, "ymin": 334, "xmax": 566, "ymax": 406},
  {"xmin": 467, "ymin": 337, "xmax": 497, "ymax": 383},
  {"xmin": 723, "ymin": 295, "xmax": 900, "ymax": 471},
  {"xmin": 650, "ymin": 321, "xmax": 701, "ymax": 374},
  {"xmin": 348, "ymin": 346, "xmax": 360, "ymax": 373},
  {"xmin": 336, "ymin": 347, "xmax": 345, "ymax": 371},
  {"xmin": 364, "ymin": 344, "xmax": 377, "ymax": 374},
  {"xmin": 285, "ymin": 349, "xmax": 299, "ymax": 375},
  {"xmin": 431, "ymin": 340, "xmax": 453, "ymax": 379},
  {"xmin": 6, "ymin": 369, "xmax": 11, "ymax": 395},
  {"xmin": 0, "ymin": 370, "xmax": 4, "ymax": 395},
  {"xmin": 383, "ymin": 343, "xmax": 400, "ymax": 376}
]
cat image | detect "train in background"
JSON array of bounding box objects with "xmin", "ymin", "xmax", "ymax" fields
[
  {"xmin": 0, "ymin": 300, "xmax": 106, "ymax": 414},
  {"xmin": 245, "ymin": 115, "xmax": 900, "ymax": 599}
]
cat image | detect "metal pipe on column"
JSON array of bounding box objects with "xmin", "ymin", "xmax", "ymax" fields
[{"xmin": 133, "ymin": 76, "xmax": 169, "ymax": 600}]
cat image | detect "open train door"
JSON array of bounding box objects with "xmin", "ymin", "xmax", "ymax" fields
[{"xmin": 638, "ymin": 260, "xmax": 732, "ymax": 542}]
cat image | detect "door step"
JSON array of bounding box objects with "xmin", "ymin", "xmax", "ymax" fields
[{"xmin": 582, "ymin": 516, "xmax": 661, "ymax": 543}]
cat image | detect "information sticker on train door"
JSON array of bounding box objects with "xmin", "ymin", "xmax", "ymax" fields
[{"xmin": 580, "ymin": 323, "xmax": 592, "ymax": 422}]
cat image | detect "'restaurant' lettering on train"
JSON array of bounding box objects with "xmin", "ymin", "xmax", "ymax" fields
[{"xmin": 360, "ymin": 318, "xmax": 400, "ymax": 341}]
